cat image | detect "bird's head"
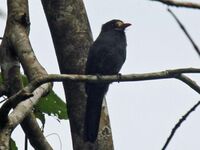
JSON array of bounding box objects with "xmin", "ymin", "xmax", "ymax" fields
[{"xmin": 101, "ymin": 19, "xmax": 131, "ymax": 32}]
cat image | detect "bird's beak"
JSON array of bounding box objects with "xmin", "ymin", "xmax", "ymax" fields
[{"xmin": 122, "ymin": 23, "xmax": 131, "ymax": 28}]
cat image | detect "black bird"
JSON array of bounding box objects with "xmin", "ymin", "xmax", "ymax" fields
[{"xmin": 84, "ymin": 19, "xmax": 131, "ymax": 142}]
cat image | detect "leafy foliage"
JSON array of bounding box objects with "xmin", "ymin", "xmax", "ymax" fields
[
  {"xmin": 0, "ymin": 73, "xmax": 68, "ymax": 124},
  {"xmin": 34, "ymin": 90, "xmax": 68, "ymax": 125},
  {"xmin": 0, "ymin": 73, "xmax": 68, "ymax": 148},
  {"xmin": 9, "ymin": 138, "xmax": 18, "ymax": 150},
  {"xmin": 21, "ymin": 75, "xmax": 68, "ymax": 124}
]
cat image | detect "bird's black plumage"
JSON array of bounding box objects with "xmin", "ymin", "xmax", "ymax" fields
[{"xmin": 84, "ymin": 19, "xmax": 131, "ymax": 142}]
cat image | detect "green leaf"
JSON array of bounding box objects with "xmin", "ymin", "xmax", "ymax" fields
[
  {"xmin": 21, "ymin": 74, "xmax": 68, "ymax": 121},
  {"xmin": 34, "ymin": 110, "xmax": 46, "ymax": 129},
  {"xmin": 34, "ymin": 90, "xmax": 68, "ymax": 121},
  {"xmin": 0, "ymin": 73, "xmax": 68, "ymax": 123},
  {"xmin": 10, "ymin": 138, "xmax": 18, "ymax": 150},
  {"xmin": 21, "ymin": 74, "xmax": 28, "ymax": 86}
]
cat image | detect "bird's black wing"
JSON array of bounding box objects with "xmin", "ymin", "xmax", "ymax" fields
[
  {"xmin": 86, "ymin": 32, "xmax": 126, "ymax": 75},
  {"xmin": 84, "ymin": 31, "xmax": 126, "ymax": 142}
]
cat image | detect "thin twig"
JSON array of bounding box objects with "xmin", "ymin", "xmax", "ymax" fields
[
  {"xmin": 162, "ymin": 100, "xmax": 200, "ymax": 150},
  {"xmin": 151, "ymin": 0, "xmax": 200, "ymax": 9},
  {"xmin": 168, "ymin": 8, "xmax": 200, "ymax": 57},
  {"xmin": 46, "ymin": 133, "xmax": 62, "ymax": 150},
  {"xmin": 176, "ymin": 74, "xmax": 200, "ymax": 94}
]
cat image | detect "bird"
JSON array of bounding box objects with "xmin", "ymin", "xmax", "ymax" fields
[{"xmin": 84, "ymin": 19, "xmax": 131, "ymax": 142}]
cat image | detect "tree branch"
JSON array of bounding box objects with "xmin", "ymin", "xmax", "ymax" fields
[
  {"xmin": 0, "ymin": 82, "xmax": 52, "ymax": 149},
  {"xmin": 0, "ymin": 66, "xmax": 199, "ymax": 148},
  {"xmin": 0, "ymin": 89, "xmax": 33, "ymax": 126},
  {"xmin": 1, "ymin": 67, "xmax": 199, "ymax": 124},
  {"xmin": 39, "ymin": 68, "xmax": 200, "ymax": 94},
  {"xmin": 176, "ymin": 74, "xmax": 200, "ymax": 94},
  {"xmin": 30, "ymin": 68, "xmax": 200, "ymax": 84},
  {"xmin": 10, "ymin": 23, "xmax": 47, "ymax": 81},
  {"xmin": 150, "ymin": 0, "xmax": 200, "ymax": 9},
  {"xmin": 0, "ymin": 67, "xmax": 198, "ymax": 149},
  {"xmin": 8, "ymin": 83, "xmax": 51, "ymax": 129},
  {"xmin": 162, "ymin": 100, "xmax": 200, "ymax": 150},
  {"xmin": 167, "ymin": 9, "xmax": 200, "ymax": 57}
]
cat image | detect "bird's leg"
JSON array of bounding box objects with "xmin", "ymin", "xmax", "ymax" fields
[
  {"xmin": 117, "ymin": 73, "xmax": 122, "ymax": 83},
  {"xmin": 96, "ymin": 74, "xmax": 102, "ymax": 80},
  {"xmin": 96, "ymin": 74, "xmax": 105, "ymax": 83}
]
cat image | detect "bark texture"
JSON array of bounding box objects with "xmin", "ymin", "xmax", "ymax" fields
[
  {"xmin": 0, "ymin": 0, "xmax": 52, "ymax": 149},
  {"xmin": 41, "ymin": 0, "xmax": 114, "ymax": 149}
]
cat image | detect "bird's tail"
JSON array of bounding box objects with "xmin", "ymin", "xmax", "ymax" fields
[{"xmin": 84, "ymin": 83, "xmax": 109, "ymax": 142}]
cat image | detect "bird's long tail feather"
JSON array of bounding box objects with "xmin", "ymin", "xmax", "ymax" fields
[{"xmin": 84, "ymin": 83, "xmax": 109, "ymax": 142}]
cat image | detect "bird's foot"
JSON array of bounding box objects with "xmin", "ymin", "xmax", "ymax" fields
[
  {"xmin": 117, "ymin": 73, "xmax": 122, "ymax": 83},
  {"xmin": 96, "ymin": 74, "xmax": 102, "ymax": 79}
]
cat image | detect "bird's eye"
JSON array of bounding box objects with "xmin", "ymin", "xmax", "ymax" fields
[{"xmin": 115, "ymin": 21, "xmax": 124, "ymax": 28}]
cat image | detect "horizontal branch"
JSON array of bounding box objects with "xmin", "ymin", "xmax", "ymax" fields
[
  {"xmin": 0, "ymin": 67, "xmax": 199, "ymax": 128},
  {"xmin": 150, "ymin": 0, "xmax": 200, "ymax": 9},
  {"xmin": 34, "ymin": 68, "xmax": 200, "ymax": 84},
  {"xmin": 34, "ymin": 67, "xmax": 200, "ymax": 94},
  {"xmin": 4, "ymin": 68, "xmax": 200, "ymax": 106}
]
